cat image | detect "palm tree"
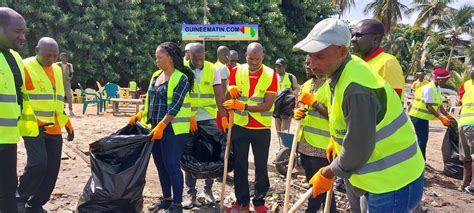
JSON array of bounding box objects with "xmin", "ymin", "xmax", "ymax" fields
[
  {"xmin": 406, "ymin": 0, "xmax": 456, "ymax": 34},
  {"xmin": 364, "ymin": 0, "xmax": 409, "ymax": 34},
  {"xmin": 332, "ymin": 0, "xmax": 355, "ymax": 18},
  {"xmin": 442, "ymin": 5, "xmax": 473, "ymax": 70}
]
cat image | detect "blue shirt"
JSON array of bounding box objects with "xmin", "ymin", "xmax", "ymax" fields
[{"xmin": 148, "ymin": 73, "xmax": 191, "ymax": 126}]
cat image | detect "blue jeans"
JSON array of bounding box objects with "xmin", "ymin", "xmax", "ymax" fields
[
  {"xmin": 364, "ymin": 176, "xmax": 424, "ymax": 213},
  {"xmin": 410, "ymin": 116, "xmax": 429, "ymax": 160},
  {"xmin": 152, "ymin": 126, "xmax": 189, "ymax": 204}
]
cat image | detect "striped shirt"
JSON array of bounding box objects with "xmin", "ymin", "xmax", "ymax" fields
[{"xmin": 148, "ymin": 73, "xmax": 191, "ymax": 127}]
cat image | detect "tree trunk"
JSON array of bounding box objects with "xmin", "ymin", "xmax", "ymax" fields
[{"xmin": 446, "ymin": 42, "xmax": 455, "ymax": 71}]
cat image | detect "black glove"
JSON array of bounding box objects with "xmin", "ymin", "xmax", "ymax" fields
[{"xmin": 65, "ymin": 125, "xmax": 74, "ymax": 141}]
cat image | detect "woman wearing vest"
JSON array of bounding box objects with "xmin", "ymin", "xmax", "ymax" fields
[
  {"xmin": 293, "ymin": 56, "xmax": 336, "ymax": 212},
  {"xmin": 223, "ymin": 42, "xmax": 278, "ymax": 213},
  {"xmin": 17, "ymin": 37, "xmax": 74, "ymax": 213},
  {"xmin": 409, "ymin": 68, "xmax": 453, "ymax": 159},
  {"xmin": 129, "ymin": 42, "xmax": 193, "ymax": 213},
  {"xmin": 457, "ymin": 67, "xmax": 474, "ymax": 195},
  {"xmin": 294, "ymin": 18, "xmax": 425, "ymax": 212}
]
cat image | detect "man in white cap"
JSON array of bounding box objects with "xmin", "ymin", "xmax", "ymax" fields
[
  {"xmin": 184, "ymin": 42, "xmax": 196, "ymax": 62},
  {"xmin": 293, "ymin": 18, "xmax": 425, "ymax": 212}
]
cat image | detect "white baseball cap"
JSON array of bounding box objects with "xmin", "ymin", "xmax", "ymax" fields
[
  {"xmin": 293, "ymin": 18, "xmax": 351, "ymax": 53},
  {"xmin": 185, "ymin": 43, "xmax": 194, "ymax": 51}
]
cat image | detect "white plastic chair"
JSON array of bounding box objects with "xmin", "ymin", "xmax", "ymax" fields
[{"xmin": 448, "ymin": 95, "xmax": 461, "ymax": 115}]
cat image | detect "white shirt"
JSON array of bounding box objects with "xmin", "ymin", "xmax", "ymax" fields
[
  {"xmin": 192, "ymin": 66, "xmax": 221, "ymax": 121},
  {"xmin": 421, "ymin": 82, "xmax": 441, "ymax": 104}
]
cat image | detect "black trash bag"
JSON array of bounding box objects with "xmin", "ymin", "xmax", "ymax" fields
[
  {"xmin": 77, "ymin": 122, "xmax": 152, "ymax": 213},
  {"xmin": 181, "ymin": 122, "xmax": 233, "ymax": 179},
  {"xmin": 273, "ymin": 88, "xmax": 296, "ymax": 119},
  {"xmin": 441, "ymin": 120, "xmax": 464, "ymax": 180}
]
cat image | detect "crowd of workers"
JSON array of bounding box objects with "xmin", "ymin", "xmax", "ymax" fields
[{"xmin": 1, "ymin": 6, "xmax": 473, "ymax": 213}]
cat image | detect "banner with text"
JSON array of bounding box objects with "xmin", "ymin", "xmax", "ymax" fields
[{"xmin": 182, "ymin": 24, "xmax": 259, "ymax": 41}]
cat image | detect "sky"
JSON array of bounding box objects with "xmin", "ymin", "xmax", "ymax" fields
[{"xmin": 341, "ymin": 0, "xmax": 473, "ymax": 25}]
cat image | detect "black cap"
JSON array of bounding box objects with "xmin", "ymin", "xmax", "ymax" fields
[{"xmin": 275, "ymin": 58, "xmax": 286, "ymax": 65}]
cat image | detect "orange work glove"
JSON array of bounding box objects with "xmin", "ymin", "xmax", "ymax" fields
[
  {"xmin": 65, "ymin": 121, "xmax": 74, "ymax": 141},
  {"xmin": 223, "ymin": 99, "xmax": 245, "ymax": 111},
  {"xmin": 190, "ymin": 116, "xmax": 198, "ymax": 133},
  {"xmin": 293, "ymin": 108, "xmax": 306, "ymax": 120},
  {"xmin": 221, "ymin": 116, "xmax": 229, "ymax": 133},
  {"xmin": 151, "ymin": 121, "xmax": 167, "ymax": 141},
  {"xmin": 309, "ymin": 169, "xmax": 334, "ymax": 198},
  {"xmin": 227, "ymin": 86, "xmax": 241, "ymax": 99},
  {"xmin": 437, "ymin": 114, "xmax": 451, "ymax": 126},
  {"xmin": 129, "ymin": 111, "xmax": 143, "ymax": 125},
  {"xmin": 299, "ymin": 92, "xmax": 317, "ymax": 106},
  {"xmin": 326, "ymin": 138, "xmax": 337, "ymax": 161}
]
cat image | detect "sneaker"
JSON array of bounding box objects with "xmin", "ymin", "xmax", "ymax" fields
[
  {"xmin": 148, "ymin": 197, "xmax": 172, "ymax": 211},
  {"xmin": 182, "ymin": 194, "xmax": 202, "ymax": 209},
  {"xmin": 225, "ymin": 203, "xmax": 249, "ymax": 213},
  {"xmin": 465, "ymin": 185, "xmax": 474, "ymax": 195},
  {"xmin": 253, "ymin": 205, "xmax": 268, "ymax": 213},
  {"xmin": 204, "ymin": 189, "xmax": 216, "ymax": 204},
  {"xmin": 166, "ymin": 203, "xmax": 183, "ymax": 213}
]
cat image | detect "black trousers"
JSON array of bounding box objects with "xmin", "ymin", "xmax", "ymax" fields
[
  {"xmin": 300, "ymin": 153, "xmax": 336, "ymax": 213},
  {"xmin": 18, "ymin": 131, "xmax": 63, "ymax": 209},
  {"xmin": 231, "ymin": 125, "xmax": 270, "ymax": 206},
  {"xmin": 0, "ymin": 144, "xmax": 18, "ymax": 213}
]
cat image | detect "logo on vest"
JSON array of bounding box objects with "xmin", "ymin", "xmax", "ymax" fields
[
  {"xmin": 335, "ymin": 129, "xmax": 347, "ymax": 135},
  {"xmin": 203, "ymin": 81, "xmax": 210, "ymax": 85}
]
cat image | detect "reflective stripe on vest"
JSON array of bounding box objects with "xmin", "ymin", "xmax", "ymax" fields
[
  {"xmin": 297, "ymin": 79, "xmax": 330, "ymax": 149},
  {"xmin": 233, "ymin": 64, "xmax": 275, "ymax": 127},
  {"xmin": 186, "ymin": 61, "xmax": 217, "ymax": 117},
  {"xmin": 23, "ymin": 57, "xmax": 68, "ymax": 127},
  {"xmin": 409, "ymin": 81, "xmax": 441, "ymax": 120},
  {"xmin": 459, "ymin": 87, "xmax": 474, "ymax": 127},
  {"xmin": 329, "ymin": 55, "xmax": 424, "ymax": 194},
  {"xmin": 141, "ymin": 69, "xmax": 191, "ymax": 135}
]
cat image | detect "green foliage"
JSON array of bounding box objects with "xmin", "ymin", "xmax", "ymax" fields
[
  {"xmin": 1, "ymin": 0, "xmax": 336, "ymax": 88},
  {"xmin": 363, "ymin": 0, "xmax": 409, "ymax": 34}
]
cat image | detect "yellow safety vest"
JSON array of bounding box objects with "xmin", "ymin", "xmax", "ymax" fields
[
  {"xmin": 329, "ymin": 56, "xmax": 424, "ymax": 193},
  {"xmin": 367, "ymin": 52, "xmax": 405, "ymax": 102},
  {"xmin": 140, "ymin": 69, "xmax": 191, "ymax": 135},
  {"xmin": 23, "ymin": 57, "xmax": 69, "ymax": 128},
  {"xmin": 463, "ymin": 80, "xmax": 473, "ymax": 94},
  {"xmin": 409, "ymin": 82, "xmax": 441, "ymax": 120},
  {"xmin": 234, "ymin": 64, "xmax": 275, "ymax": 127},
  {"xmin": 297, "ymin": 79, "xmax": 330, "ymax": 149},
  {"xmin": 278, "ymin": 72, "xmax": 292, "ymax": 92},
  {"xmin": 184, "ymin": 60, "xmax": 217, "ymax": 117},
  {"xmin": 459, "ymin": 84, "xmax": 474, "ymax": 127},
  {"xmin": 0, "ymin": 50, "xmax": 38, "ymax": 143},
  {"xmin": 129, "ymin": 81, "xmax": 137, "ymax": 92}
]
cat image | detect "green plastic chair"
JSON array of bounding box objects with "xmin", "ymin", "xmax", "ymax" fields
[
  {"xmin": 78, "ymin": 83, "xmax": 103, "ymax": 115},
  {"xmin": 100, "ymin": 83, "xmax": 120, "ymax": 111}
]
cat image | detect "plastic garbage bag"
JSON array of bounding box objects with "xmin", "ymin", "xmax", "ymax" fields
[
  {"xmin": 273, "ymin": 88, "xmax": 296, "ymax": 119},
  {"xmin": 181, "ymin": 122, "xmax": 233, "ymax": 179},
  {"xmin": 441, "ymin": 120, "xmax": 464, "ymax": 180},
  {"xmin": 77, "ymin": 122, "xmax": 152, "ymax": 213}
]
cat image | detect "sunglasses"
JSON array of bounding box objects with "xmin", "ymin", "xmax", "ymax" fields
[{"xmin": 351, "ymin": 32, "xmax": 376, "ymax": 38}]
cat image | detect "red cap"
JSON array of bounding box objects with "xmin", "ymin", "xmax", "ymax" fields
[{"xmin": 433, "ymin": 68, "xmax": 450, "ymax": 80}]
